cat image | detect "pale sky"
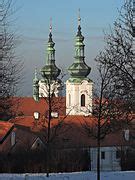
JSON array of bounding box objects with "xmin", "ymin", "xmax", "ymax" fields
[{"xmin": 14, "ymin": 0, "xmax": 124, "ymax": 96}]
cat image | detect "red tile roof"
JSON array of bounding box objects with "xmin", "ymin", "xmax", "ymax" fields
[
  {"xmin": 10, "ymin": 115, "xmax": 134, "ymax": 149},
  {"xmin": 10, "ymin": 116, "xmax": 45, "ymax": 132},
  {"xmin": 2, "ymin": 96, "xmax": 133, "ymax": 150},
  {"xmin": 0, "ymin": 121, "xmax": 14, "ymax": 143},
  {"xmin": 11, "ymin": 97, "xmax": 48, "ymax": 116},
  {"xmin": 10, "ymin": 115, "xmax": 95, "ymax": 130},
  {"xmin": 11, "ymin": 96, "xmax": 66, "ymax": 117}
]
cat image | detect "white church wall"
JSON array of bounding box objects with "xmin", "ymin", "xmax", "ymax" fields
[
  {"xmin": 39, "ymin": 80, "xmax": 61, "ymax": 97},
  {"xmin": 66, "ymin": 80, "xmax": 93, "ymax": 115}
]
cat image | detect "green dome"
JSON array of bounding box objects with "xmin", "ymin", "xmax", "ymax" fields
[
  {"xmin": 41, "ymin": 32, "xmax": 61, "ymax": 80},
  {"xmin": 68, "ymin": 62, "xmax": 91, "ymax": 78},
  {"xmin": 68, "ymin": 24, "xmax": 91, "ymax": 78},
  {"xmin": 41, "ymin": 63, "xmax": 61, "ymax": 80}
]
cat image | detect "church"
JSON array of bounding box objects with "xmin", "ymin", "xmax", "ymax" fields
[{"xmin": 33, "ymin": 14, "xmax": 93, "ymax": 116}]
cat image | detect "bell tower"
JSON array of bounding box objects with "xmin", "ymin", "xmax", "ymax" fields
[
  {"xmin": 38, "ymin": 19, "xmax": 61, "ymax": 97},
  {"xmin": 66, "ymin": 10, "xmax": 93, "ymax": 115}
]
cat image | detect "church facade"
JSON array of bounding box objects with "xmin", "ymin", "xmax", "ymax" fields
[{"xmin": 33, "ymin": 14, "xmax": 93, "ymax": 116}]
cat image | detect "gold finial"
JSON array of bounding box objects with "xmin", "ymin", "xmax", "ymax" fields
[
  {"xmin": 78, "ymin": 8, "xmax": 81, "ymax": 26},
  {"xmin": 49, "ymin": 17, "xmax": 52, "ymax": 33}
]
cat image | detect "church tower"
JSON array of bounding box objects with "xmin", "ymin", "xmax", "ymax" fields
[
  {"xmin": 66, "ymin": 11, "xmax": 93, "ymax": 115},
  {"xmin": 38, "ymin": 19, "xmax": 61, "ymax": 97}
]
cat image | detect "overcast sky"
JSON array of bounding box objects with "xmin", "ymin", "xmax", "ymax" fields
[{"xmin": 14, "ymin": 0, "xmax": 124, "ymax": 96}]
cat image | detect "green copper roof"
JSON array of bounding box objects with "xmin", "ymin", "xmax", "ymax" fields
[
  {"xmin": 41, "ymin": 31, "xmax": 61, "ymax": 80},
  {"xmin": 41, "ymin": 63, "xmax": 61, "ymax": 80},
  {"xmin": 68, "ymin": 24, "xmax": 91, "ymax": 78},
  {"xmin": 68, "ymin": 77, "xmax": 92, "ymax": 83},
  {"xmin": 68, "ymin": 62, "xmax": 91, "ymax": 78}
]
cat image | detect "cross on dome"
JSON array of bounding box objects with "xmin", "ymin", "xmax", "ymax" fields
[{"xmin": 78, "ymin": 8, "xmax": 81, "ymax": 26}]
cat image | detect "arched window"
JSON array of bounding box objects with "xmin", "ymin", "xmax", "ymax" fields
[
  {"xmin": 69, "ymin": 94, "xmax": 71, "ymax": 106},
  {"xmin": 81, "ymin": 94, "xmax": 85, "ymax": 107}
]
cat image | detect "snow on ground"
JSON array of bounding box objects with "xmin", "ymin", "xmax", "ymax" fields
[{"xmin": 0, "ymin": 171, "xmax": 135, "ymax": 180}]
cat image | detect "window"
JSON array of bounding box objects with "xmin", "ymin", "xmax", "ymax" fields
[
  {"xmin": 101, "ymin": 151, "xmax": 105, "ymax": 159},
  {"xmin": 116, "ymin": 150, "xmax": 120, "ymax": 159},
  {"xmin": 81, "ymin": 94, "xmax": 85, "ymax": 107}
]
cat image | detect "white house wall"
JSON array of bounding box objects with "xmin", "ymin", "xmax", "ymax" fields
[{"xmin": 90, "ymin": 146, "xmax": 121, "ymax": 171}]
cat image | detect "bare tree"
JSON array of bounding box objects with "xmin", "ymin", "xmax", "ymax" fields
[
  {"xmin": 0, "ymin": 0, "xmax": 22, "ymax": 120},
  {"xmin": 33, "ymin": 63, "xmax": 71, "ymax": 177},
  {"xmin": 82, "ymin": 51, "xmax": 133, "ymax": 180},
  {"xmin": 103, "ymin": 0, "xmax": 134, "ymax": 111},
  {"xmin": 82, "ymin": 1, "xmax": 134, "ymax": 180}
]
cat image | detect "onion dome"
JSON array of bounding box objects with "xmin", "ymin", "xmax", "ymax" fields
[
  {"xmin": 68, "ymin": 10, "xmax": 91, "ymax": 80},
  {"xmin": 41, "ymin": 20, "xmax": 61, "ymax": 81}
]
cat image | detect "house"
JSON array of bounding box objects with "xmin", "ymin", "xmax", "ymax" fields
[
  {"xmin": 0, "ymin": 115, "xmax": 130, "ymax": 171},
  {"xmin": 0, "ymin": 121, "xmax": 14, "ymax": 152},
  {"xmin": 0, "ymin": 102, "xmax": 134, "ymax": 171},
  {"xmin": 0, "ymin": 121, "xmax": 14, "ymax": 144}
]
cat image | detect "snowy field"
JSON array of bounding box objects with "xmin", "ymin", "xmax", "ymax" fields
[{"xmin": 0, "ymin": 171, "xmax": 135, "ymax": 180}]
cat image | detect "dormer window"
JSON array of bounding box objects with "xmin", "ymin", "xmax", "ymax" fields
[{"xmin": 81, "ymin": 94, "xmax": 85, "ymax": 107}]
